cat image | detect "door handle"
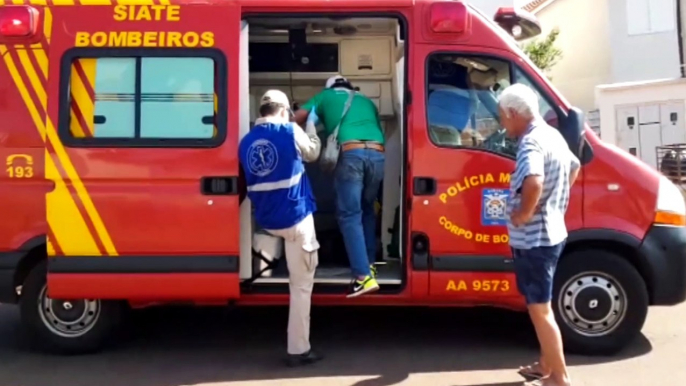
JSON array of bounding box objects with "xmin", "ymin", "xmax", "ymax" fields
[
  {"xmin": 411, "ymin": 232, "xmax": 430, "ymax": 270},
  {"xmin": 413, "ymin": 177, "xmax": 436, "ymax": 196},
  {"xmin": 201, "ymin": 176, "xmax": 239, "ymax": 195}
]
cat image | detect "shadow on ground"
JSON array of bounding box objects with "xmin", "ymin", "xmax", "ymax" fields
[{"xmin": 0, "ymin": 305, "xmax": 652, "ymax": 386}]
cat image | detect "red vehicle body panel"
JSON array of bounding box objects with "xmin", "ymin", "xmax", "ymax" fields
[{"xmin": 0, "ymin": 0, "xmax": 662, "ymax": 311}]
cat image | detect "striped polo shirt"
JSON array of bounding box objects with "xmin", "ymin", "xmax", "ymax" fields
[{"xmin": 507, "ymin": 120, "xmax": 581, "ymax": 249}]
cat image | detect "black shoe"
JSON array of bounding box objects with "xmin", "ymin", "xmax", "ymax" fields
[{"xmin": 285, "ymin": 350, "xmax": 323, "ymax": 367}]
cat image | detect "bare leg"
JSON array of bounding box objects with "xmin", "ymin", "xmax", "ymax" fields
[{"xmin": 528, "ymin": 302, "xmax": 571, "ymax": 386}]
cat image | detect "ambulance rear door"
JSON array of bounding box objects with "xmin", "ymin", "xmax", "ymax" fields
[{"xmin": 44, "ymin": 2, "xmax": 242, "ymax": 301}]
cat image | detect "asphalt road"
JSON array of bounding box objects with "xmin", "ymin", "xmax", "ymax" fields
[{"xmin": 0, "ymin": 302, "xmax": 684, "ymax": 386}]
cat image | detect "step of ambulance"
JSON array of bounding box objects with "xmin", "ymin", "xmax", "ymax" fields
[{"xmin": 252, "ymin": 259, "xmax": 402, "ymax": 285}]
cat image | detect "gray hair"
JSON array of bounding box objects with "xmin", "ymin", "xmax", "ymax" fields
[{"xmin": 497, "ymin": 83, "xmax": 540, "ymax": 119}]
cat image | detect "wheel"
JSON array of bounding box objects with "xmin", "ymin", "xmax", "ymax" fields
[
  {"xmin": 19, "ymin": 261, "xmax": 124, "ymax": 355},
  {"xmin": 553, "ymin": 249, "xmax": 649, "ymax": 355}
]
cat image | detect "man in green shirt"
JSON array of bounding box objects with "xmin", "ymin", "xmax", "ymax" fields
[{"xmin": 294, "ymin": 75, "xmax": 385, "ymax": 298}]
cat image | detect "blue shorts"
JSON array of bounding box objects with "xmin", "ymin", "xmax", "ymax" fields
[{"xmin": 512, "ymin": 241, "xmax": 566, "ymax": 305}]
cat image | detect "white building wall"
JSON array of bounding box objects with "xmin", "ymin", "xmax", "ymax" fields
[
  {"xmin": 532, "ymin": 0, "xmax": 613, "ymax": 114},
  {"xmin": 608, "ymin": 0, "xmax": 681, "ymax": 83},
  {"xmin": 596, "ymin": 79, "xmax": 686, "ymax": 168}
]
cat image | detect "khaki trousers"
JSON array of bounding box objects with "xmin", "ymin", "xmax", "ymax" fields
[{"xmin": 265, "ymin": 214, "xmax": 319, "ymax": 355}]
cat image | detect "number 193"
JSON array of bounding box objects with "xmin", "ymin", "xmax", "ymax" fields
[{"xmin": 7, "ymin": 166, "xmax": 33, "ymax": 178}]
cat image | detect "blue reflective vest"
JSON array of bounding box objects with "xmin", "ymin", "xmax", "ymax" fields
[{"xmin": 239, "ymin": 122, "xmax": 316, "ymax": 230}]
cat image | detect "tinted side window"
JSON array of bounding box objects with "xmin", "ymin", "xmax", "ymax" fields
[
  {"xmin": 426, "ymin": 54, "xmax": 517, "ymax": 157},
  {"xmin": 61, "ymin": 51, "xmax": 226, "ymax": 147},
  {"xmin": 513, "ymin": 67, "xmax": 561, "ymax": 130},
  {"xmin": 72, "ymin": 58, "xmax": 136, "ymax": 138},
  {"xmin": 140, "ymin": 58, "xmax": 215, "ymax": 139}
]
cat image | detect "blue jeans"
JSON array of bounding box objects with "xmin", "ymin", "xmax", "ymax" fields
[
  {"xmin": 334, "ymin": 148, "xmax": 385, "ymax": 278},
  {"xmin": 512, "ymin": 240, "xmax": 566, "ymax": 305}
]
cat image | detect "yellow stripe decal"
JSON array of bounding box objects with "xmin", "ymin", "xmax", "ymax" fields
[
  {"xmin": 43, "ymin": 7, "xmax": 53, "ymax": 44},
  {"xmin": 69, "ymin": 112, "xmax": 87, "ymax": 137},
  {"xmin": 0, "ymin": 45, "xmax": 46, "ymax": 140},
  {"xmin": 44, "ymin": 58, "xmax": 117, "ymax": 254},
  {"xmin": 46, "ymin": 120, "xmax": 119, "ymax": 255},
  {"xmin": 2, "ymin": 12, "xmax": 119, "ymax": 256},
  {"xmin": 46, "ymin": 151, "xmax": 101, "ymax": 255},
  {"xmin": 16, "ymin": 48, "xmax": 47, "ymax": 110},
  {"xmin": 47, "ymin": 239, "xmax": 55, "ymax": 257},
  {"xmin": 80, "ymin": 0, "xmax": 113, "ymax": 5},
  {"xmin": 1, "ymin": 45, "xmax": 100, "ymax": 255},
  {"xmin": 116, "ymin": 0, "xmax": 155, "ymax": 4},
  {"xmin": 33, "ymin": 47, "xmax": 49, "ymax": 79},
  {"xmin": 79, "ymin": 58, "xmax": 97, "ymax": 136},
  {"xmin": 69, "ymin": 60, "xmax": 93, "ymax": 137},
  {"xmin": 213, "ymin": 92, "xmax": 218, "ymax": 137}
]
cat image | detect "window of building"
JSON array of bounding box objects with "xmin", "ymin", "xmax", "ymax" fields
[
  {"xmin": 627, "ymin": 0, "xmax": 676, "ymax": 35},
  {"xmin": 425, "ymin": 54, "xmax": 563, "ymax": 158},
  {"xmin": 59, "ymin": 50, "xmax": 227, "ymax": 147}
]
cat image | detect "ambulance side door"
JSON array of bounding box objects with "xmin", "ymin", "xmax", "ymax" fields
[
  {"xmin": 46, "ymin": 4, "xmax": 242, "ymax": 300},
  {"xmin": 409, "ymin": 44, "xmax": 580, "ymax": 304}
]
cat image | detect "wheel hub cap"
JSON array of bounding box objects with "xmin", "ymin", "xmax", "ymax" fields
[
  {"xmin": 37, "ymin": 286, "xmax": 101, "ymax": 338},
  {"xmin": 559, "ymin": 273, "xmax": 626, "ymax": 337}
]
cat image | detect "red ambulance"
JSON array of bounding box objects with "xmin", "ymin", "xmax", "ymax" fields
[{"xmin": 0, "ymin": 0, "xmax": 685, "ymax": 355}]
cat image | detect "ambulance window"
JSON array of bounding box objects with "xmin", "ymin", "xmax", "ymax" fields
[
  {"xmin": 513, "ymin": 67, "xmax": 560, "ymax": 130},
  {"xmin": 59, "ymin": 51, "xmax": 227, "ymax": 147},
  {"xmin": 140, "ymin": 58, "xmax": 215, "ymax": 139},
  {"xmin": 426, "ymin": 54, "xmax": 517, "ymax": 157}
]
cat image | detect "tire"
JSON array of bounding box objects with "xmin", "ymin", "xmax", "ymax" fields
[
  {"xmin": 19, "ymin": 261, "xmax": 124, "ymax": 355},
  {"xmin": 553, "ymin": 249, "xmax": 649, "ymax": 355}
]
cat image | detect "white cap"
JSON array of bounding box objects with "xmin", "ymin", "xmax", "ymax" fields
[
  {"xmin": 259, "ymin": 89, "xmax": 290, "ymax": 108},
  {"xmin": 325, "ymin": 75, "xmax": 348, "ymax": 89}
]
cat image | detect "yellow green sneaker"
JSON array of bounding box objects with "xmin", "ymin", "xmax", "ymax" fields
[{"xmin": 347, "ymin": 276, "xmax": 380, "ymax": 298}]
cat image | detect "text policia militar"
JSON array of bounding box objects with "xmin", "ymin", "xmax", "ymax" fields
[
  {"xmin": 439, "ymin": 172, "xmax": 511, "ymax": 204},
  {"xmin": 438, "ymin": 172, "xmax": 511, "ymax": 244},
  {"xmin": 75, "ymin": 5, "xmax": 215, "ymax": 48}
]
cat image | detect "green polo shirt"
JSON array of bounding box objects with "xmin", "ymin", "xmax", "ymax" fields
[{"xmin": 301, "ymin": 88, "xmax": 385, "ymax": 145}]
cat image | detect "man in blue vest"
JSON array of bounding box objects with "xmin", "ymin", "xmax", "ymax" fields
[{"xmin": 239, "ymin": 90, "xmax": 323, "ymax": 367}]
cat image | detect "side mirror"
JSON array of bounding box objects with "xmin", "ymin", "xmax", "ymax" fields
[
  {"xmin": 494, "ymin": 7, "xmax": 542, "ymax": 41},
  {"xmin": 562, "ymin": 107, "xmax": 594, "ymax": 165}
]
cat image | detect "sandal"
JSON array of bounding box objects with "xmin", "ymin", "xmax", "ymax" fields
[{"xmin": 517, "ymin": 362, "xmax": 546, "ymax": 381}]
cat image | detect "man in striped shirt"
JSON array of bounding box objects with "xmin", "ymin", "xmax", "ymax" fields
[{"xmin": 498, "ymin": 84, "xmax": 580, "ymax": 386}]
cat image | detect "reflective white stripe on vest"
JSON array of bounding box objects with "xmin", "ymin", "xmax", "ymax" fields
[{"xmin": 247, "ymin": 172, "xmax": 303, "ymax": 192}]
